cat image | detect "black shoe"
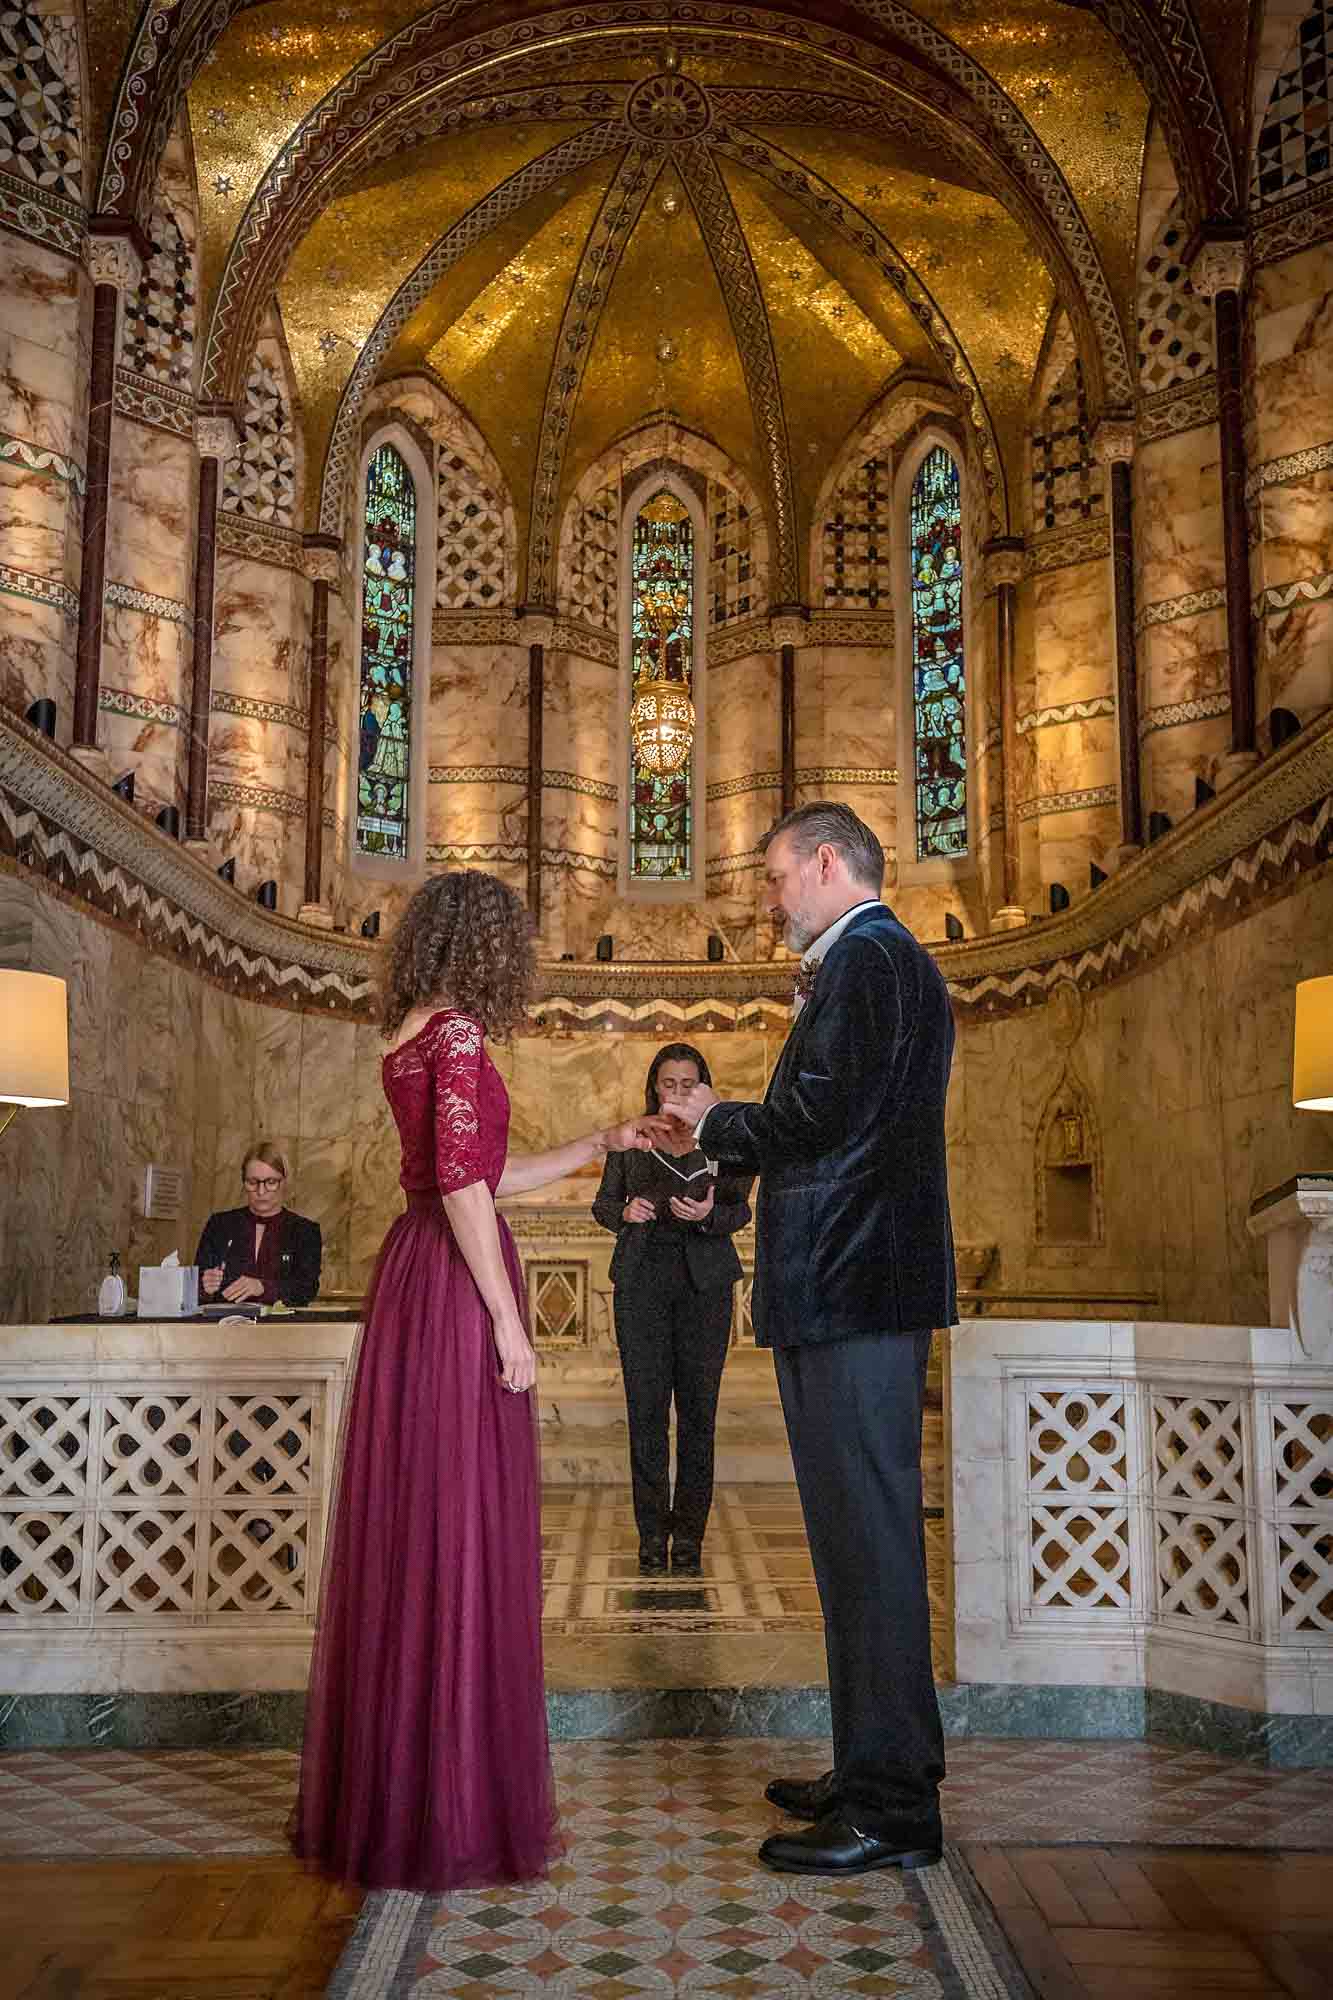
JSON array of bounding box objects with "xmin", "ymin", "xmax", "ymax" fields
[
  {"xmin": 638, "ymin": 1541, "xmax": 668, "ymax": 1575},
  {"xmin": 670, "ymin": 1540, "xmax": 702, "ymax": 1576},
  {"xmin": 765, "ymin": 1768, "xmax": 840, "ymax": 1821},
  {"xmin": 758, "ymin": 1810, "xmax": 942, "ymax": 1876}
]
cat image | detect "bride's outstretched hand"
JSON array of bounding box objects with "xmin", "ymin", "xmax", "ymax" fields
[{"xmin": 601, "ymin": 1115, "xmax": 672, "ymax": 1152}]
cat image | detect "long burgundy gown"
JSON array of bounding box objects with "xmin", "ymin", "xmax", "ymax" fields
[{"xmin": 291, "ymin": 1009, "xmax": 559, "ymax": 1891}]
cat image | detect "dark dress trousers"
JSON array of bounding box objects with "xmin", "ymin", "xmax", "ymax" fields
[
  {"xmin": 194, "ymin": 1207, "xmax": 323, "ymax": 1308},
  {"xmin": 700, "ymin": 903, "xmax": 957, "ymax": 1832},
  {"xmin": 593, "ymin": 1149, "xmax": 752, "ymax": 1547}
]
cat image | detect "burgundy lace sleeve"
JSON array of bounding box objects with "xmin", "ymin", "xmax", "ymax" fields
[{"xmin": 431, "ymin": 1013, "xmax": 487, "ymax": 1194}]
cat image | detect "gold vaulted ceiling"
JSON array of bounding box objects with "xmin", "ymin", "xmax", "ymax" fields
[{"xmin": 166, "ymin": 0, "xmax": 1164, "ymax": 575}]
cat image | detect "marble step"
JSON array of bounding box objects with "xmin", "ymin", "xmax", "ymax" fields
[{"xmin": 541, "ymin": 1421, "xmax": 796, "ymax": 1484}]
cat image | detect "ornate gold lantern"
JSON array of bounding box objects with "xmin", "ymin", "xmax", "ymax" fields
[{"xmin": 630, "ymin": 502, "xmax": 695, "ymax": 774}]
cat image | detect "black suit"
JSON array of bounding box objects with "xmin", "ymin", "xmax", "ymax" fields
[
  {"xmin": 701, "ymin": 903, "xmax": 956, "ymax": 1830},
  {"xmin": 593, "ymin": 1150, "xmax": 752, "ymax": 1548},
  {"xmin": 194, "ymin": 1207, "xmax": 323, "ymax": 1308}
]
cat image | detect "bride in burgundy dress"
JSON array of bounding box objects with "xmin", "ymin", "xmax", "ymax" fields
[{"xmin": 292, "ymin": 871, "xmax": 660, "ymax": 1891}]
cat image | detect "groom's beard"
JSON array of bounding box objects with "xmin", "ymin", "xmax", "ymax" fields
[{"xmin": 781, "ymin": 897, "xmax": 822, "ymax": 955}]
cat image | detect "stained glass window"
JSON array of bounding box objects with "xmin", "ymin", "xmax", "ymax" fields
[
  {"xmin": 629, "ymin": 490, "xmax": 694, "ymax": 881},
  {"xmin": 909, "ymin": 445, "xmax": 967, "ymax": 860},
  {"xmin": 356, "ymin": 443, "xmax": 417, "ymax": 860}
]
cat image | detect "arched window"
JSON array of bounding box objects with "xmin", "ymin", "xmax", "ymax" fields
[
  {"xmin": 629, "ymin": 489, "xmax": 695, "ymax": 882},
  {"xmin": 356, "ymin": 443, "xmax": 417, "ymax": 860},
  {"xmin": 908, "ymin": 444, "xmax": 967, "ymax": 861}
]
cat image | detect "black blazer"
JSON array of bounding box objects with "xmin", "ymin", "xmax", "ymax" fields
[
  {"xmin": 592, "ymin": 1149, "xmax": 752, "ymax": 1293},
  {"xmin": 700, "ymin": 904, "xmax": 956, "ymax": 1347},
  {"xmin": 194, "ymin": 1208, "xmax": 323, "ymax": 1308}
]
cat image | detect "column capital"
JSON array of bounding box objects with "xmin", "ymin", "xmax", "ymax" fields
[
  {"xmin": 194, "ymin": 407, "xmax": 239, "ymax": 461},
  {"xmin": 1090, "ymin": 419, "xmax": 1136, "ymax": 467},
  {"xmin": 301, "ymin": 535, "xmax": 342, "ymax": 586},
  {"xmin": 1188, "ymin": 233, "xmax": 1248, "ymax": 300},
  {"xmin": 517, "ymin": 606, "xmax": 556, "ymax": 649},
  {"xmin": 86, "ymin": 217, "xmax": 149, "ymax": 292},
  {"xmin": 770, "ymin": 604, "xmax": 810, "ymax": 649},
  {"xmin": 982, "ymin": 539, "xmax": 1025, "ymax": 590}
]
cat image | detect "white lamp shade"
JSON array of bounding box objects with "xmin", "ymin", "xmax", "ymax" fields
[
  {"xmin": 0, "ymin": 970, "xmax": 69, "ymax": 1106},
  {"xmin": 1293, "ymin": 975, "xmax": 1333, "ymax": 1110}
]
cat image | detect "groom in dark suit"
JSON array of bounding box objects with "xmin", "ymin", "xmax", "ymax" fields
[{"xmin": 667, "ymin": 801, "xmax": 956, "ymax": 1875}]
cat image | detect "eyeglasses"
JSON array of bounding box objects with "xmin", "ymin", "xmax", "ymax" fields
[{"xmin": 243, "ymin": 1176, "xmax": 285, "ymax": 1192}]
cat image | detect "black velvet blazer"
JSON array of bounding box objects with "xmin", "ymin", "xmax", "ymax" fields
[
  {"xmin": 699, "ymin": 904, "xmax": 957, "ymax": 1347},
  {"xmin": 592, "ymin": 1148, "xmax": 752, "ymax": 1293},
  {"xmin": 194, "ymin": 1207, "xmax": 323, "ymax": 1308}
]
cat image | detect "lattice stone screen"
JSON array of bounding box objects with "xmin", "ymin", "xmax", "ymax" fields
[{"xmin": 0, "ymin": 1379, "xmax": 335, "ymax": 1631}]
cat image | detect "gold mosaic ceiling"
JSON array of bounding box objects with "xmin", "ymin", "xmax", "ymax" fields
[{"xmin": 157, "ymin": 0, "xmax": 1172, "ymax": 569}]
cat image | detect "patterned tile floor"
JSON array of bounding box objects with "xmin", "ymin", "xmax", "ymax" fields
[{"xmin": 4, "ymin": 1739, "xmax": 1333, "ymax": 1864}]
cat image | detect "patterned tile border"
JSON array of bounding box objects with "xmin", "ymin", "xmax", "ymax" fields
[
  {"xmin": 1137, "ymin": 374, "xmax": 1219, "ymax": 444},
  {"xmin": 1245, "ymin": 439, "xmax": 1333, "ymax": 503},
  {"xmin": 707, "ymin": 772, "xmax": 781, "ymax": 802},
  {"xmin": 799, "ymin": 765, "xmax": 899, "ymax": 785},
  {"xmin": 0, "ymin": 561, "xmax": 77, "ymax": 621},
  {"xmin": 1139, "ymin": 692, "xmax": 1230, "ymax": 740},
  {"xmin": 553, "ymin": 615, "xmax": 617, "ymax": 666},
  {"xmin": 424, "ymin": 840, "xmax": 616, "ymax": 877},
  {"xmin": 0, "ymin": 430, "xmax": 85, "ymax": 494},
  {"xmin": 546, "ymin": 769, "xmax": 618, "ymax": 803},
  {"xmin": 5, "ymin": 709, "xmax": 1333, "ymax": 1025},
  {"xmin": 112, "ymin": 367, "xmax": 194, "ymax": 441},
  {"xmin": 427, "ymin": 766, "xmax": 618, "ymax": 802},
  {"xmin": 430, "ymin": 609, "xmax": 522, "ymax": 646},
  {"xmin": 99, "ymin": 687, "xmax": 181, "ymax": 728},
  {"xmin": 211, "ymin": 692, "xmax": 308, "ymax": 731},
  {"xmin": 216, "ymin": 512, "xmax": 305, "ymax": 574},
  {"xmin": 1256, "ymin": 567, "xmax": 1333, "ymax": 617},
  {"xmin": 1018, "ymin": 783, "xmax": 1118, "ymax": 821},
  {"xmin": 1136, "ymin": 586, "xmax": 1226, "ymax": 632},
  {"xmin": 706, "ymin": 846, "xmax": 765, "ymax": 878},
  {"xmin": 808, "ymin": 610, "xmax": 896, "ymax": 647},
  {"xmin": 209, "ymin": 781, "xmax": 308, "ymax": 819},
  {"xmin": 1026, "ymin": 519, "xmax": 1111, "ymax": 574},
  {"xmin": 0, "ymin": 167, "xmax": 83, "ymax": 263},
  {"xmin": 104, "ymin": 580, "xmax": 192, "ymax": 626},
  {"xmin": 1017, "ymin": 697, "xmax": 1115, "ymax": 734},
  {"xmin": 1253, "ymin": 182, "xmax": 1333, "ymax": 271}
]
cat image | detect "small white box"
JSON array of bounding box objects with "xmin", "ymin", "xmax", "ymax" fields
[{"xmin": 137, "ymin": 1263, "xmax": 200, "ymax": 1317}]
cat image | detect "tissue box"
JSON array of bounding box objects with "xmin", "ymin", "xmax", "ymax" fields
[{"xmin": 137, "ymin": 1263, "xmax": 200, "ymax": 1317}]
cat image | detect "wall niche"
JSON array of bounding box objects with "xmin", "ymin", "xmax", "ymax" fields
[{"xmin": 1035, "ymin": 1070, "xmax": 1103, "ymax": 1246}]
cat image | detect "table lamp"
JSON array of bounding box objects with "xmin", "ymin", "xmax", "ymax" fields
[
  {"xmin": 0, "ymin": 970, "xmax": 69, "ymax": 1140},
  {"xmin": 1293, "ymin": 975, "xmax": 1333, "ymax": 1110}
]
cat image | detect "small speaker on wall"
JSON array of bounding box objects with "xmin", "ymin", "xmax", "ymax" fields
[
  {"xmin": 1148, "ymin": 810, "xmax": 1173, "ymax": 843},
  {"xmin": 155, "ymin": 804, "xmax": 181, "ymax": 839},
  {"xmin": 1270, "ymin": 706, "xmax": 1301, "ymax": 749},
  {"xmin": 25, "ymin": 699, "xmax": 56, "ymax": 739},
  {"xmin": 360, "ymin": 911, "xmax": 381, "ymax": 939},
  {"xmin": 1194, "ymin": 774, "xmax": 1216, "ymax": 808},
  {"xmin": 944, "ymin": 913, "xmax": 964, "ymax": 942},
  {"xmin": 1049, "ymin": 882, "xmax": 1071, "ymax": 913},
  {"xmin": 111, "ymin": 771, "xmax": 135, "ymax": 803},
  {"xmin": 706, "ymin": 933, "xmax": 724, "ymax": 962},
  {"xmin": 595, "ymin": 934, "xmax": 614, "ymax": 962},
  {"xmin": 1090, "ymin": 862, "xmax": 1108, "ymax": 891},
  {"xmin": 217, "ymin": 858, "xmax": 236, "ymax": 884},
  {"xmin": 255, "ymin": 880, "xmax": 278, "ymax": 911}
]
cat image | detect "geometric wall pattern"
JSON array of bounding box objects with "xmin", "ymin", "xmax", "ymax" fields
[
  {"xmin": 1252, "ymin": 3, "xmax": 1333, "ymax": 209},
  {"xmin": 121, "ymin": 199, "xmax": 196, "ymax": 395},
  {"xmin": 222, "ymin": 354, "xmax": 295, "ymax": 525},
  {"xmin": 708, "ymin": 479, "xmax": 757, "ymax": 626},
  {"xmin": 1031, "ymin": 352, "xmax": 1104, "ymax": 533},
  {"xmin": 565, "ymin": 483, "xmax": 619, "ymax": 631},
  {"xmin": 821, "ymin": 455, "xmax": 892, "ymax": 609},
  {"xmin": 1137, "ymin": 198, "xmax": 1216, "ymax": 394},
  {"xmin": 436, "ymin": 449, "xmax": 508, "ymax": 609},
  {"xmin": 0, "ymin": 6, "xmax": 83, "ymax": 202}
]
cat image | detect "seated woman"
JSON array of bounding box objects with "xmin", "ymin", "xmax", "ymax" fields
[
  {"xmin": 195, "ymin": 1143, "xmax": 322, "ymax": 1307},
  {"xmin": 592, "ymin": 1044, "xmax": 752, "ymax": 1577}
]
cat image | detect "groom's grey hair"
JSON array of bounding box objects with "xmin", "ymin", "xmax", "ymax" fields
[{"xmin": 760, "ymin": 802, "xmax": 885, "ymax": 890}]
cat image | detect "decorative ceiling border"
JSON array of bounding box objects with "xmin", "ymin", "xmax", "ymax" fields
[
  {"xmin": 1252, "ymin": 183, "xmax": 1333, "ymax": 269},
  {"xmin": 1137, "ymin": 374, "xmax": 1218, "ymax": 445},
  {"xmin": 4, "ymin": 707, "xmax": 1329, "ymax": 1024},
  {"xmin": 0, "ymin": 166, "xmax": 84, "ymax": 263},
  {"xmin": 216, "ymin": 512, "xmax": 305, "ymax": 573}
]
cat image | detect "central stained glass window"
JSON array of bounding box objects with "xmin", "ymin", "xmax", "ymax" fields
[
  {"xmin": 909, "ymin": 445, "xmax": 967, "ymax": 860},
  {"xmin": 629, "ymin": 489, "xmax": 694, "ymax": 881},
  {"xmin": 356, "ymin": 443, "xmax": 416, "ymax": 860}
]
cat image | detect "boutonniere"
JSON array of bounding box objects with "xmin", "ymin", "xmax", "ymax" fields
[{"xmin": 793, "ymin": 959, "xmax": 818, "ymax": 1004}]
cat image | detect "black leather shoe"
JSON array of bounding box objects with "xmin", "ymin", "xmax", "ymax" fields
[
  {"xmin": 765, "ymin": 1768, "xmax": 840, "ymax": 1820},
  {"xmin": 671, "ymin": 1541, "xmax": 702, "ymax": 1576},
  {"xmin": 758, "ymin": 1810, "xmax": 942, "ymax": 1875},
  {"xmin": 638, "ymin": 1541, "xmax": 668, "ymax": 1575}
]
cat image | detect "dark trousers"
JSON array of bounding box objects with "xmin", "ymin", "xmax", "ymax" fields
[
  {"xmin": 774, "ymin": 1328, "xmax": 944, "ymax": 1831},
  {"xmin": 613, "ymin": 1239, "xmax": 733, "ymax": 1547}
]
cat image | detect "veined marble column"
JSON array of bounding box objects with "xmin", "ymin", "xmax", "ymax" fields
[
  {"xmin": 71, "ymin": 227, "xmax": 145, "ymax": 776},
  {"xmin": 982, "ymin": 541, "xmax": 1026, "ymax": 929},
  {"xmin": 185, "ymin": 411, "xmax": 238, "ymax": 849},
  {"xmin": 1091, "ymin": 421, "xmax": 1143, "ymax": 855},
  {"xmin": 522, "ymin": 611, "xmax": 553, "ymax": 927},
  {"xmin": 771, "ymin": 607, "xmax": 807, "ymax": 818},
  {"xmin": 1190, "ymin": 236, "xmax": 1260, "ymax": 789},
  {"xmin": 300, "ymin": 537, "xmax": 342, "ymax": 927}
]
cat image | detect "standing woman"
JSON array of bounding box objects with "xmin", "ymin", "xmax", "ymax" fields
[
  {"xmin": 593, "ymin": 1045, "xmax": 752, "ymax": 1577},
  {"xmin": 292, "ymin": 872, "xmax": 659, "ymax": 1892}
]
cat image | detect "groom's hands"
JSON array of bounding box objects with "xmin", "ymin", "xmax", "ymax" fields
[{"xmin": 666, "ymin": 1082, "xmax": 721, "ymax": 1130}]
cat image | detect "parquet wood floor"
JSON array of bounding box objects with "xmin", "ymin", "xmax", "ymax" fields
[
  {"xmin": 0, "ymin": 1858, "xmax": 361, "ymax": 2000},
  {"xmin": 965, "ymin": 1843, "xmax": 1333, "ymax": 1999}
]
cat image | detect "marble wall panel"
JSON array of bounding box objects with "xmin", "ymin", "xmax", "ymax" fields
[
  {"xmin": 1031, "ymin": 559, "xmax": 1116, "ymax": 710},
  {"xmin": 1261, "ymin": 596, "xmax": 1333, "ymax": 725},
  {"xmin": 565, "ymin": 651, "xmax": 620, "ymax": 789},
  {"xmin": 0, "ymin": 587, "xmax": 74, "ymax": 728},
  {"xmin": 1249, "ymin": 248, "xmax": 1333, "ymax": 464},
  {"xmin": 1134, "ymin": 428, "xmax": 1224, "ymax": 607},
  {"xmin": 0, "ymin": 279, "xmax": 84, "ymax": 458}
]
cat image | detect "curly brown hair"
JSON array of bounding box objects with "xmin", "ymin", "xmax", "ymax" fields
[{"xmin": 379, "ymin": 871, "xmax": 536, "ymax": 1039}]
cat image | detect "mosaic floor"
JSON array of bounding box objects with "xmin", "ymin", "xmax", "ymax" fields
[{"xmin": 5, "ymin": 1739, "xmax": 1333, "ymax": 1864}]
